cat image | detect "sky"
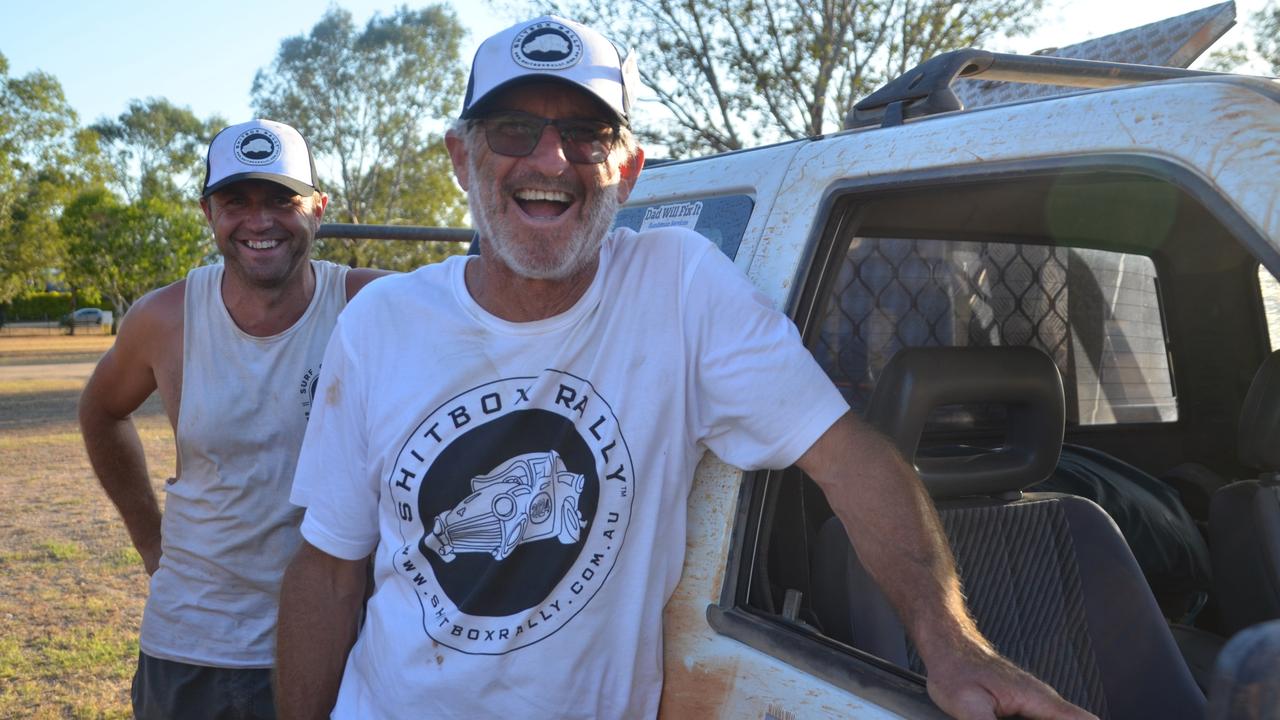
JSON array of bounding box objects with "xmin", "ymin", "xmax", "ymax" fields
[{"xmin": 0, "ymin": 0, "xmax": 1269, "ymax": 130}]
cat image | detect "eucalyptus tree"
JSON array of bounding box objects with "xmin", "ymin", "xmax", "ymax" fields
[
  {"xmin": 523, "ymin": 0, "xmax": 1043, "ymax": 157},
  {"xmin": 253, "ymin": 5, "xmax": 470, "ymax": 270}
]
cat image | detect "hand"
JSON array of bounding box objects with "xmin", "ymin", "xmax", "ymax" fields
[
  {"xmin": 141, "ymin": 547, "xmax": 161, "ymax": 576},
  {"xmin": 136, "ymin": 529, "xmax": 162, "ymax": 577},
  {"xmin": 926, "ymin": 643, "xmax": 1098, "ymax": 720}
]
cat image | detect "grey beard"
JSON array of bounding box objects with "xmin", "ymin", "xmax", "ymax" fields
[{"xmin": 469, "ymin": 176, "xmax": 621, "ymax": 281}]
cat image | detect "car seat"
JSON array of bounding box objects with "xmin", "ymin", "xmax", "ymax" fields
[
  {"xmin": 811, "ymin": 346, "xmax": 1204, "ymax": 719},
  {"xmin": 1209, "ymin": 349, "xmax": 1280, "ymax": 636}
]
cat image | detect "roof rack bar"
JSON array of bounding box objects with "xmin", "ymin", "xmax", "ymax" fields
[
  {"xmin": 846, "ymin": 48, "xmax": 1226, "ymax": 130},
  {"xmin": 317, "ymin": 223, "xmax": 475, "ymax": 243},
  {"xmin": 971, "ymin": 52, "xmax": 1223, "ymax": 88}
]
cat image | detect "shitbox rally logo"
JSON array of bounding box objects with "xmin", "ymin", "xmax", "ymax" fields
[
  {"xmin": 388, "ymin": 371, "xmax": 634, "ymax": 654},
  {"xmin": 233, "ymin": 128, "xmax": 281, "ymax": 165},
  {"xmin": 510, "ymin": 20, "xmax": 583, "ymax": 70}
]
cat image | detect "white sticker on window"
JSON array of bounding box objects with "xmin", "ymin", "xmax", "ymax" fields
[{"xmin": 639, "ymin": 201, "xmax": 703, "ymax": 231}]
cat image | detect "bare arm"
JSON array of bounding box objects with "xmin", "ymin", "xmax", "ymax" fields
[
  {"xmin": 78, "ymin": 290, "xmax": 177, "ymax": 575},
  {"xmin": 796, "ymin": 412, "xmax": 1093, "ymax": 720},
  {"xmin": 276, "ymin": 541, "xmax": 367, "ymax": 720},
  {"xmin": 344, "ymin": 267, "xmax": 393, "ymax": 301}
]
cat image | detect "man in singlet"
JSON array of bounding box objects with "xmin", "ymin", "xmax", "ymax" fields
[{"xmin": 78, "ymin": 119, "xmax": 386, "ymax": 719}]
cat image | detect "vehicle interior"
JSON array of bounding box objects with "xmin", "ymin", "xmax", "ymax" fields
[{"xmin": 734, "ymin": 163, "xmax": 1280, "ymax": 717}]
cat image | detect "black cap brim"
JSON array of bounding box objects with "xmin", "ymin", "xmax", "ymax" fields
[
  {"xmin": 202, "ymin": 172, "xmax": 316, "ymax": 199},
  {"xmin": 461, "ymin": 75, "xmax": 627, "ymax": 126}
]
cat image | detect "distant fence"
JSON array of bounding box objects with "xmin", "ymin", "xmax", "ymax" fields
[{"xmin": 0, "ymin": 320, "xmax": 110, "ymax": 337}]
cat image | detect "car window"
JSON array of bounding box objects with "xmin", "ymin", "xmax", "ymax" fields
[
  {"xmin": 1262, "ymin": 266, "xmax": 1280, "ymax": 352},
  {"xmin": 614, "ymin": 194, "xmax": 755, "ymax": 259},
  {"xmin": 811, "ymin": 238, "xmax": 1176, "ymax": 426}
]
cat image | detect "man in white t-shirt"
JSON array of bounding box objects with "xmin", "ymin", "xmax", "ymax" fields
[{"xmin": 276, "ymin": 16, "xmax": 1093, "ymax": 720}]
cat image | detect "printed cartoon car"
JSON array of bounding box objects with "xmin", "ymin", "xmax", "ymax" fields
[
  {"xmin": 240, "ymin": 137, "xmax": 274, "ymax": 157},
  {"xmin": 422, "ymin": 450, "xmax": 587, "ymax": 562},
  {"xmin": 522, "ymin": 34, "xmax": 571, "ymax": 55}
]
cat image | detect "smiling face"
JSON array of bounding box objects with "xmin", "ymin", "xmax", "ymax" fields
[
  {"xmin": 201, "ymin": 180, "xmax": 327, "ymax": 291},
  {"xmin": 446, "ymin": 82, "xmax": 642, "ymax": 283}
]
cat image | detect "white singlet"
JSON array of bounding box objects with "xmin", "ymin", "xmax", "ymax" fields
[{"xmin": 140, "ymin": 259, "xmax": 349, "ymax": 667}]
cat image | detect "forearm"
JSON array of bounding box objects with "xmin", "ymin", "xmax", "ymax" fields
[
  {"xmin": 800, "ymin": 415, "xmax": 989, "ymax": 664},
  {"xmin": 79, "ymin": 405, "xmax": 162, "ymax": 572},
  {"xmin": 276, "ymin": 542, "xmax": 366, "ymax": 720}
]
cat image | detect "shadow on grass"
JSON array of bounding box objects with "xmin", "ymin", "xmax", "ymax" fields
[{"xmin": 0, "ymin": 389, "xmax": 166, "ymax": 434}]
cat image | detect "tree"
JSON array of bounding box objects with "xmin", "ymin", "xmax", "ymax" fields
[
  {"xmin": 1198, "ymin": 2, "xmax": 1280, "ymax": 74},
  {"xmin": 90, "ymin": 98, "xmax": 224, "ymax": 203},
  {"xmin": 60, "ymin": 188, "xmax": 207, "ymax": 321},
  {"xmin": 522, "ymin": 0, "xmax": 1042, "ymax": 156},
  {"xmin": 252, "ymin": 5, "xmax": 470, "ymax": 271},
  {"xmin": 0, "ymin": 52, "xmax": 91, "ymax": 304},
  {"xmin": 1253, "ymin": 1, "xmax": 1280, "ymax": 74}
]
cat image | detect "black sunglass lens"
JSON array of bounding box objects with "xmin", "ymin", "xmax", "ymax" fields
[
  {"xmin": 484, "ymin": 117, "xmax": 543, "ymax": 157},
  {"xmin": 559, "ymin": 123, "xmax": 614, "ymax": 164},
  {"xmin": 482, "ymin": 114, "xmax": 615, "ymax": 164}
]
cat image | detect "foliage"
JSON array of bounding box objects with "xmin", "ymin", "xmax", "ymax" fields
[
  {"xmin": 519, "ymin": 0, "xmax": 1042, "ymax": 156},
  {"xmin": 2, "ymin": 291, "xmax": 74, "ymax": 321},
  {"xmin": 1254, "ymin": 1, "xmax": 1280, "ymax": 74},
  {"xmin": 252, "ymin": 5, "xmax": 470, "ymax": 271},
  {"xmin": 1201, "ymin": 41, "xmax": 1252, "ymax": 73},
  {"xmin": 68, "ymin": 101, "xmax": 219, "ymax": 305},
  {"xmin": 60, "ymin": 188, "xmax": 207, "ymax": 318},
  {"xmin": 1199, "ymin": 2, "xmax": 1280, "ymax": 74},
  {"xmin": 89, "ymin": 98, "xmax": 224, "ymax": 203},
  {"xmin": 2, "ymin": 291, "xmax": 73, "ymax": 321},
  {"xmin": 0, "ymin": 53, "xmax": 96, "ymax": 304}
]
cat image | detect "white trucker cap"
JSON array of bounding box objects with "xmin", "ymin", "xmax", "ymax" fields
[
  {"xmin": 202, "ymin": 119, "xmax": 319, "ymax": 198},
  {"xmin": 461, "ymin": 16, "xmax": 638, "ymax": 126}
]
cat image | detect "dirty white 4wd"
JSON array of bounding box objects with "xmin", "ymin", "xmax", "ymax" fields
[{"xmin": 619, "ymin": 23, "xmax": 1280, "ymax": 720}]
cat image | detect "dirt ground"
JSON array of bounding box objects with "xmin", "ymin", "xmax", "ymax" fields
[{"xmin": 0, "ymin": 334, "xmax": 171, "ymax": 719}]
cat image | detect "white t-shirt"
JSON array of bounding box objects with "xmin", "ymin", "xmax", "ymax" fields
[{"xmin": 292, "ymin": 227, "xmax": 848, "ymax": 718}]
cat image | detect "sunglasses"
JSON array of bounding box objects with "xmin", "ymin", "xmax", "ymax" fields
[{"xmin": 475, "ymin": 111, "xmax": 619, "ymax": 164}]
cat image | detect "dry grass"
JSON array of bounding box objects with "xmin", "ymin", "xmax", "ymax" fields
[
  {"xmin": 0, "ymin": 335, "xmax": 172, "ymax": 718},
  {"xmin": 0, "ymin": 335, "xmax": 115, "ymax": 367}
]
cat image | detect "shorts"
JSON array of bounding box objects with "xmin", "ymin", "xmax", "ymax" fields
[{"xmin": 131, "ymin": 651, "xmax": 276, "ymax": 720}]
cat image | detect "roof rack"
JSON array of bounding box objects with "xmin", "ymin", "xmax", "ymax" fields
[{"xmin": 845, "ymin": 49, "xmax": 1225, "ymax": 130}]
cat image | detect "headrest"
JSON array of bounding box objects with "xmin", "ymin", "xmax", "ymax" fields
[
  {"xmin": 1239, "ymin": 350, "xmax": 1280, "ymax": 472},
  {"xmin": 865, "ymin": 346, "xmax": 1066, "ymax": 500}
]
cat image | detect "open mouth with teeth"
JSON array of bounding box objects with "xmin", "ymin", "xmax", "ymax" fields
[
  {"xmin": 514, "ymin": 188, "xmax": 575, "ymax": 219},
  {"xmin": 242, "ymin": 238, "xmax": 283, "ymax": 250}
]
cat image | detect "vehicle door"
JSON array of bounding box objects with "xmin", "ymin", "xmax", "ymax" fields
[{"xmin": 639, "ymin": 76, "xmax": 1280, "ymax": 718}]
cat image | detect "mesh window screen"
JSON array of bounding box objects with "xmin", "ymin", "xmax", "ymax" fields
[{"xmin": 813, "ymin": 237, "xmax": 1176, "ymax": 426}]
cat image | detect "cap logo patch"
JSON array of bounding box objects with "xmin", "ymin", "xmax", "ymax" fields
[
  {"xmin": 511, "ymin": 21, "xmax": 582, "ymax": 70},
  {"xmin": 233, "ymin": 129, "xmax": 282, "ymax": 166}
]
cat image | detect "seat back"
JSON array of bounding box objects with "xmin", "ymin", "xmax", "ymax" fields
[
  {"xmin": 1237, "ymin": 349, "xmax": 1280, "ymax": 473},
  {"xmin": 812, "ymin": 346, "xmax": 1204, "ymax": 718},
  {"xmin": 1210, "ymin": 349, "xmax": 1280, "ymax": 635}
]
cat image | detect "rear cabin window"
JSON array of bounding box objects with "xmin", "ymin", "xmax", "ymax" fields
[
  {"xmin": 1262, "ymin": 266, "xmax": 1280, "ymax": 351},
  {"xmin": 614, "ymin": 194, "xmax": 755, "ymax": 260},
  {"xmin": 811, "ymin": 238, "xmax": 1176, "ymax": 427}
]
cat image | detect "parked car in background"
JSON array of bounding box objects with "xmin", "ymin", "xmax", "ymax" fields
[{"xmin": 60, "ymin": 307, "xmax": 112, "ymax": 329}]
